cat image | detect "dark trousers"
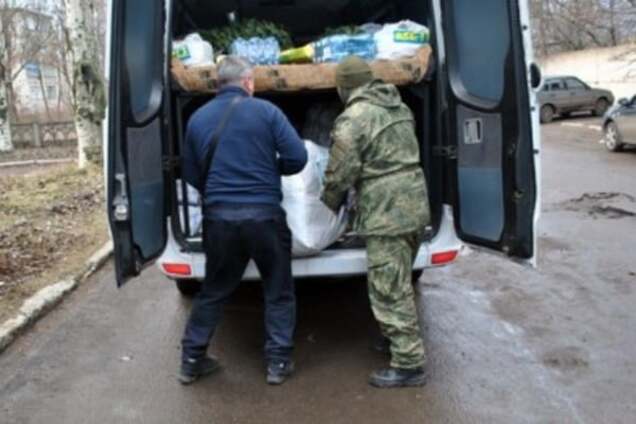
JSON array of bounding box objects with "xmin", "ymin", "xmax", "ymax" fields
[{"xmin": 181, "ymin": 215, "xmax": 295, "ymax": 363}]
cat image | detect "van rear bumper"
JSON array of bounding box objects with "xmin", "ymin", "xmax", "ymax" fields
[{"xmin": 157, "ymin": 205, "xmax": 462, "ymax": 281}]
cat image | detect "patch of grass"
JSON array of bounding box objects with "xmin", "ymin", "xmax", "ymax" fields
[{"xmin": 0, "ymin": 164, "xmax": 108, "ymax": 322}]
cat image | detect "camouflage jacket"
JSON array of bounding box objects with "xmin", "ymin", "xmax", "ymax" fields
[{"xmin": 321, "ymin": 80, "xmax": 431, "ymax": 236}]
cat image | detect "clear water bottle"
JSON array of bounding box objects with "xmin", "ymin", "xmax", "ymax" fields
[
  {"xmin": 247, "ymin": 38, "xmax": 256, "ymax": 64},
  {"xmin": 230, "ymin": 38, "xmax": 245, "ymax": 59},
  {"xmin": 263, "ymin": 37, "xmax": 277, "ymax": 65},
  {"xmin": 256, "ymin": 38, "xmax": 266, "ymax": 65},
  {"xmin": 263, "ymin": 38, "xmax": 272, "ymax": 65},
  {"xmin": 269, "ymin": 37, "xmax": 281, "ymax": 65}
]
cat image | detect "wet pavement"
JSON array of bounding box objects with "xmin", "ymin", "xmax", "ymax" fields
[{"xmin": 1, "ymin": 118, "xmax": 635, "ymax": 423}]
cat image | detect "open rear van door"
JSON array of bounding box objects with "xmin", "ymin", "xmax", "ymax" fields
[
  {"xmin": 439, "ymin": 0, "xmax": 540, "ymax": 262},
  {"xmin": 107, "ymin": 0, "xmax": 168, "ymax": 286}
]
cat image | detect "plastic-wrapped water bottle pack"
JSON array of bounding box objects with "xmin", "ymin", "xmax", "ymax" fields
[
  {"xmin": 313, "ymin": 34, "xmax": 377, "ymax": 63},
  {"xmin": 230, "ymin": 37, "xmax": 281, "ymax": 65}
]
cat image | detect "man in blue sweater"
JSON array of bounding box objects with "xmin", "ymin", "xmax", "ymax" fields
[{"xmin": 180, "ymin": 56, "xmax": 307, "ymax": 386}]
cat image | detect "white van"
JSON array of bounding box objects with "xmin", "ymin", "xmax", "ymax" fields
[{"xmin": 106, "ymin": 0, "xmax": 542, "ymax": 292}]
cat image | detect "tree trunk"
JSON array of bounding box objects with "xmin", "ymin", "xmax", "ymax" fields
[
  {"xmin": 37, "ymin": 70, "xmax": 53, "ymax": 122},
  {"xmin": 63, "ymin": 0, "xmax": 106, "ymax": 168},
  {"xmin": 0, "ymin": 77, "xmax": 12, "ymax": 153},
  {"xmin": 609, "ymin": 0, "xmax": 618, "ymax": 46},
  {"xmin": 0, "ymin": 16, "xmax": 13, "ymax": 153}
]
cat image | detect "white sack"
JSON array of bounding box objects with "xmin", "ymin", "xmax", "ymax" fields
[
  {"xmin": 374, "ymin": 20, "xmax": 430, "ymax": 60},
  {"xmin": 177, "ymin": 141, "xmax": 347, "ymax": 256},
  {"xmin": 177, "ymin": 181, "xmax": 203, "ymax": 237},
  {"xmin": 282, "ymin": 141, "xmax": 348, "ymax": 257}
]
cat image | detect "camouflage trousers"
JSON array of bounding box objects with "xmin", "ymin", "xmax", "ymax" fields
[{"xmin": 366, "ymin": 233, "xmax": 426, "ymax": 369}]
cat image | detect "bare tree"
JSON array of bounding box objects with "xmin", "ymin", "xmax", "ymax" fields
[
  {"xmin": 63, "ymin": 0, "xmax": 106, "ymax": 168},
  {"xmin": 531, "ymin": 0, "xmax": 636, "ymax": 57},
  {"xmin": 0, "ymin": 10, "xmax": 12, "ymax": 152},
  {"xmin": 1, "ymin": 0, "xmax": 68, "ymax": 151}
]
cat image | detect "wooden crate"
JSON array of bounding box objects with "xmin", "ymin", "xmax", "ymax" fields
[{"xmin": 171, "ymin": 45, "xmax": 432, "ymax": 93}]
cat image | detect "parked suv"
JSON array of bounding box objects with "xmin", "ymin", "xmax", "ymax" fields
[
  {"xmin": 603, "ymin": 95, "xmax": 636, "ymax": 152},
  {"xmin": 538, "ymin": 76, "xmax": 614, "ymax": 123},
  {"xmin": 106, "ymin": 0, "xmax": 541, "ymax": 292}
]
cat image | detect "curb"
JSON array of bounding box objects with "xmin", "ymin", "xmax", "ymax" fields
[
  {"xmin": 0, "ymin": 241, "xmax": 114, "ymax": 353},
  {"xmin": 0, "ymin": 158, "xmax": 75, "ymax": 169}
]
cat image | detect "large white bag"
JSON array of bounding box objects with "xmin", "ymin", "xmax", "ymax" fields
[
  {"xmin": 177, "ymin": 141, "xmax": 347, "ymax": 256},
  {"xmin": 374, "ymin": 20, "xmax": 430, "ymax": 60},
  {"xmin": 177, "ymin": 181, "xmax": 203, "ymax": 237},
  {"xmin": 173, "ymin": 33, "xmax": 214, "ymax": 67},
  {"xmin": 282, "ymin": 141, "xmax": 348, "ymax": 257}
]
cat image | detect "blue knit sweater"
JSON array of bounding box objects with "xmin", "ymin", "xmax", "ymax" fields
[{"xmin": 182, "ymin": 86, "xmax": 308, "ymax": 208}]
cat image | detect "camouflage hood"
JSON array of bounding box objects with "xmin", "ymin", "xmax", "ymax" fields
[{"xmin": 346, "ymin": 80, "xmax": 403, "ymax": 110}]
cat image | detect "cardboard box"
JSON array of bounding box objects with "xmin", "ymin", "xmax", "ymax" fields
[{"xmin": 171, "ymin": 45, "xmax": 432, "ymax": 93}]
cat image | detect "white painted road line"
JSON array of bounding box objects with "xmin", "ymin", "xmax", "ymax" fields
[{"xmin": 587, "ymin": 125, "xmax": 601, "ymax": 132}]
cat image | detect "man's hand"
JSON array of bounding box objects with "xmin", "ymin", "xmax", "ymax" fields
[{"xmin": 320, "ymin": 189, "xmax": 345, "ymax": 214}]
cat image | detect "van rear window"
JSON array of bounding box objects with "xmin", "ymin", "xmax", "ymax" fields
[
  {"xmin": 124, "ymin": 0, "xmax": 163, "ymax": 123},
  {"xmin": 447, "ymin": 0, "xmax": 510, "ymax": 104}
]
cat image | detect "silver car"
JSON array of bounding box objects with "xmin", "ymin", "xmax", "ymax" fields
[
  {"xmin": 603, "ymin": 95, "xmax": 636, "ymax": 152},
  {"xmin": 538, "ymin": 76, "xmax": 614, "ymax": 123}
]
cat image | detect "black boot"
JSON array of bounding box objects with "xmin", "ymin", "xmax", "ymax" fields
[
  {"xmin": 266, "ymin": 360, "xmax": 295, "ymax": 385},
  {"xmin": 179, "ymin": 355, "xmax": 220, "ymax": 385},
  {"xmin": 372, "ymin": 335, "xmax": 391, "ymax": 355},
  {"xmin": 369, "ymin": 367, "xmax": 427, "ymax": 388}
]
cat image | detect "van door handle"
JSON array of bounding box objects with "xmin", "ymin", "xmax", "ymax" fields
[{"xmin": 464, "ymin": 118, "xmax": 483, "ymax": 145}]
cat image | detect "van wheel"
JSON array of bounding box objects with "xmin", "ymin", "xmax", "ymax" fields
[
  {"xmin": 540, "ymin": 105, "xmax": 555, "ymax": 123},
  {"xmin": 604, "ymin": 122, "xmax": 624, "ymax": 152},
  {"xmin": 594, "ymin": 98, "xmax": 610, "ymax": 116},
  {"xmin": 176, "ymin": 279, "xmax": 202, "ymax": 297}
]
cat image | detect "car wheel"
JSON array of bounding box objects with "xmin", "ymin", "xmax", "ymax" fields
[
  {"xmin": 604, "ymin": 121, "xmax": 624, "ymax": 152},
  {"xmin": 594, "ymin": 98, "xmax": 610, "ymax": 116},
  {"xmin": 176, "ymin": 279, "xmax": 202, "ymax": 297},
  {"xmin": 540, "ymin": 105, "xmax": 555, "ymax": 123}
]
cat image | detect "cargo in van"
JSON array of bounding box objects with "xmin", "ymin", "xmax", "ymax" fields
[
  {"xmin": 106, "ymin": 0, "xmax": 541, "ymax": 289},
  {"xmin": 169, "ymin": 1, "xmax": 442, "ymax": 256}
]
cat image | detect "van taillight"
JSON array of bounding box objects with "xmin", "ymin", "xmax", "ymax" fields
[
  {"xmin": 162, "ymin": 263, "xmax": 192, "ymax": 276},
  {"xmin": 431, "ymin": 250, "xmax": 459, "ymax": 265}
]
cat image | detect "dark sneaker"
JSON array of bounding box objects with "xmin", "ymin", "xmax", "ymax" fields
[
  {"xmin": 369, "ymin": 367, "xmax": 427, "ymax": 388},
  {"xmin": 266, "ymin": 360, "xmax": 295, "ymax": 385},
  {"xmin": 179, "ymin": 355, "xmax": 220, "ymax": 385}
]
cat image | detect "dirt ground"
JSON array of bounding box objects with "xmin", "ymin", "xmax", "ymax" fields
[{"xmin": 0, "ymin": 164, "xmax": 108, "ymax": 322}]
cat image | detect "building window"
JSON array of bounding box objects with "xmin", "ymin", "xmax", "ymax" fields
[
  {"xmin": 27, "ymin": 17, "xmax": 37, "ymax": 31},
  {"xmin": 25, "ymin": 63, "xmax": 41, "ymax": 79},
  {"xmin": 46, "ymin": 86, "xmax": 57, "ymax": 100}
]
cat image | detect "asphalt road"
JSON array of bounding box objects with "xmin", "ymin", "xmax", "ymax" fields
[{"xmin": 1, "ymin": 117, "xmax": 636, "ymax": 424}]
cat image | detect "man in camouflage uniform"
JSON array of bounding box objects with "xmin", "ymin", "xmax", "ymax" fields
[{"xmin": 321, "ymin": 56, "xmax": 431, "ymax": 388}]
